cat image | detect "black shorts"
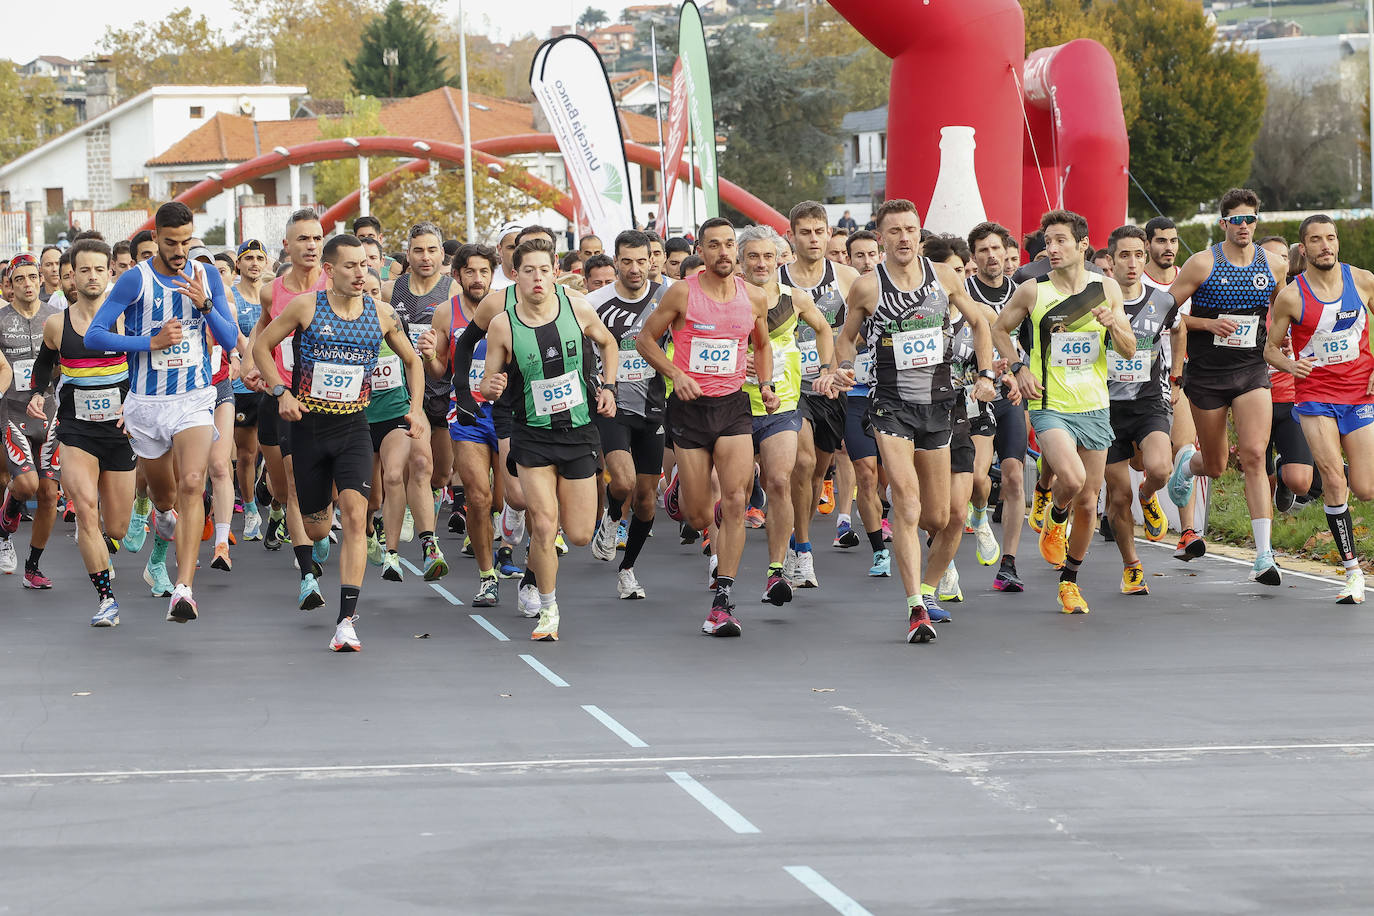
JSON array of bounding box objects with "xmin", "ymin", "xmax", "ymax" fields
[
  {"xmin": 843, "ymin": 397, "xmax": 877, "ymax": 461},
  {"xmin": 869, "ymin": 395, "xmax": 953, "ymax": 451},
  {"xmin": 665, "ymin": 390, "xmax": 752, "ymax": 451},
  {"xmin": 56, "ymin": 423, "xmax": 136, "ymax": 472},
  {"xmin": 370, "ymin": 414, "xmax": 412, "ymax": 453},
  {"xmin": 596, "ymin": 412, "xmax": 666, "ymax": 476},
  {"xmin": 991, "ymin": 397, "xmax": 1027, "ymax": 463},
  {"xmin": 1107, "ymin": 397, "xmax": 1171, "ymax": 464},
  {"xmin": 950, "ymin": 400, "xmax": 975, "ymax": 475},
  {"xmin": 290, "ymin": 411, "xmax": 374, "ymax": 515},
  {"xmin": 969, "ymin": 401, "xmax": 996, "ymax": 438},
  {"xmin": 492, "ymin": 401, "xmax": 514, "ymax": 441},
  {"xmin": 257, "ymin": 393, "xmax": 280, "ymax": 447},
  {"xmin": 1183, "ymin": 362, "xmax": 1270, "ymax": 412},
  {"xmin": 214, "ymin": 379, "xmax": 234, "ymax": 410},
  {"xmin": 508, "ymin": 423, "xmax": 600, "ymax": 480},
  {"xmin": 234, "ymin": 392, "xmax": 260, "ymax": 430},
  {"xmin": 1267, "ymin": 401, "xmax": 1313, "ymax": 474},
  {"xmin": 800, "ymin": 391, "xmax": 846, "ymax": 454}
]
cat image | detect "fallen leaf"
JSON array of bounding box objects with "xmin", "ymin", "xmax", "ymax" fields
[
  {"xmin": 413, "ymin": 633, "xmax": 430, "ymax": 639},
  {"xmin": 499, "ymin": 693, "xmax": 512, "ymax": 698},
  {"xmin": 72, "ymin": 691, "xmax": 91, "ymax": 697},
  {"xmin": 812, "ymin": 687, "xmax": 835, "ymax": 693}
]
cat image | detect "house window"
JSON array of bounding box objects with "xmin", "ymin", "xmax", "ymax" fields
[
  {"xmin": 189, "ymin": 106, "xmax": 204, "ymax": 119},
  {"xmin": 129, "ymin": 181, "xmax": 149, "ymax": 201},
  {"xmin": 45, "ymin": 188, "xmax": 65, "ymax": 212},
  {"xmin": 249, "ymin": 178, "xmax": 278, "ymax": 206},
  {"xmin": 169, "ymin": 180, "xmax": 203, "ymax": 208},
  {"xmin": 640, "ymin": 167, "xmax": 659, "ymax": 203}
]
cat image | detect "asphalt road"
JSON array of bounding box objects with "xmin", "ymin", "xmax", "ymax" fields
[{"xmin": 3, "ymin": 512, "xmax": 1373, "ymax": 914}]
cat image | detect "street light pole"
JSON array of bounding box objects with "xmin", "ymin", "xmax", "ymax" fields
[{"xmin": 459, "ymin": 0, "xmax": 476, "ymax": 241}]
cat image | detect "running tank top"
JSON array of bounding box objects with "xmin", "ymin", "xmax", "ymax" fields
[
  {"xmin": 1108, "ymin": 286, "xmax": 1177, "ymax": 403},
  {"xmin": 1291, "ymin": 263, "xmax": 1374, "ymax": 405},
  {"xmin": 587, "ymin": 280, "xmax": 667, "ymax": 420},
  {"xmin": 365, "ymin": 313, "xmax": 411, "ymax": 423},
  {"xmin": 232, "ymin": 286, "xmax": 260, "ymax": 393},
  {"xmin": 671, "ymin": 273, "xmax": 755, "ymax": 398},
  {"xmin": 744, "ymin": 285, "xmax": 801, "ymax": 416},
  {"xmin": 1027, "ymin": 273, "xmax": 1110, "ymax": 413},
  {"xmin": 391, "ymin": 273, "xmax": 455, "ymax": 402},
  {"xmin": 864, "ymin": 260, "xmax": 953, "ymax": 405},
  {"xmin": 57, "ymin": 309, "xmax": 129, "ymax": 427},
  {"xmin": 291, "ymin": 291, "xmax": 382, "ymax": 414},
  {"xmin": 1186, "ymin": 243, "xmax": 1275, "ymax": 376},
  {"xmin": 270, "ymin": 270, "xmax": 328, "ymax": 383},
  {"xmin": 781, "ymin": 260, "xmax": 844, "ymax": 394},
  {"xmin": 450, "ymin": 294, "xmax": 489, "ymax": 406},
  {"xmin": 508, "ymin": 286, "xmax": 593, "ymax": 430}
]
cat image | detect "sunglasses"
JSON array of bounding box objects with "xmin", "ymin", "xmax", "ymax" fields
[
  {"xmin": 8, "ymin": 253, "xmax": 37, "ymax": 269},
  {"xmin": 1222, "ymin": 214, "xmax": 1258, "ymax": 226}
]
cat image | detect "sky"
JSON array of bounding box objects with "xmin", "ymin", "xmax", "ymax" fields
[{"xmin": 5, "ymin": 1, "xmax": 642, "ymax": 65}]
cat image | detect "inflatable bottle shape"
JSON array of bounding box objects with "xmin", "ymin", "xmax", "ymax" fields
[{"xmin": 923, "ymin": 126, "xmax": 987, "ymax": 239}]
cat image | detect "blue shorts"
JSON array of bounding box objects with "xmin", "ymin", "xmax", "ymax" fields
[
  {"xmin": 1293, "ymin": 401, "xmax": 1374, "ymax": 436},
  {"xmin": 450, "ymin": 403, "xmax": 498, "ymax": 451},
  {"xmin": 751, "ymin": 408, "xmax": 802, "ymax": 449},
  {"xmin": 844, "ymin": 396, "xmax": 877, "ymax": 461}
]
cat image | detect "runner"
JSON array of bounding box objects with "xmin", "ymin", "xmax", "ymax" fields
[
  {"xmin": 111, "ymin": 240, "xmax": 134, "ymax": 278},
  {"xmin": 25, "ymin": 238, "xmax": 135, "ymax": 624},
  {"xmin": 837, "ymin": 199, "xmax": 997, "ymax": 641},
  {"xmin": 664, "ymin": 238, "xmax": 692, "ymax": 280},
  {"xmin": 352, "ymin": 215, "xmax": 402, "ymax": 280},
  {"xmin": 253, "ymin": 233, "xmax": 426, "ymax": 651},
  {"xmin": 1265, "ymin": 214, "xmax": 1374, "ymax": 604},
  {"xmin": 489, "ymin": 222, "xmax": 523, "ymax": 291},
  {"xmin": 583, "ymin": 254, "xmax": 616, "ymax": 292},
  {"xmin": 1258, "ymin": 235, "xmax": 1315, "ymax": 513},
  {"xmin": 991, "ymin": 209, "xmax": 1134, "ymax": 615},
  {"xmin": 578, "ymin": 235, "xmax": 604, "ymax": 262},
  {"xmin": 197, "ymin": 247, "xmax": 245, "ymax": 572},
  {"xmin": 1166, "ymin": 188, "xmax": 1287, "ymax": 585},
  {"xmin": 85, "ymin": 201, "xmax": 241, "ymax": 621},
  {"xmin": 647, "ymin": 234, "xmax": 670, "ymax": 286},
  {"xmin": 230, "ymin": 239, "xmax": 268, "ymax": 542},
  {"xmin": 479, "ymin": 237, "xmax": 619, "ymax": 640},
  {"xmin": 637, "ymin": 217, "xmax": 779, "ymax": 637}
]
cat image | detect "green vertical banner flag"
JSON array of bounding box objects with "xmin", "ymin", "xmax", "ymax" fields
[{"xmin": 678, "ymin": 0, "xmax": 719, "ymax": 219}]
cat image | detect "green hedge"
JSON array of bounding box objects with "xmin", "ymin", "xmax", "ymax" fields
[{"xmin": 1177, "ymin": 216, "xmax": 1374, "ymax": 264}]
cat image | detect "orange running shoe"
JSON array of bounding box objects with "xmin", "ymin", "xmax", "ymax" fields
[
  {"xmin": 210, "ymin": 543, "xmax": 231, "ymax": 572},
  {"xmin": 745, "ymin": 507, "xmax": 766, "ymax": 528},
  {"xmin": 817, "ymin": 478, "xmax": 835, "ymax": 515},
  {"xmin": 1120, "ymin": 562, "xmax": 1148, "ymax": 595},
  {"xmin": 1057, "ymin": 581, "xmax": 1090, "ymax": 614},
  {"xmin": 1038, "ymin": 513, "xmax": 1068, "ymax": 568}
]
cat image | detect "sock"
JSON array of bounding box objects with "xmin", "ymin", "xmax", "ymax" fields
[
  {"xmin": 620, "ymin": 516, "xmax": 653, "ymax": 570},
  {"xmin": 338, "ymin": 585, "xmax": 360, "ymax": 624},
  {"xmin": 920, "ymin": 582, "xmax": 935, "ymax": 597},
  {"xmin": 714, "ymin": 574, "xmax": 735, "ymax": 604},
  {"xmin": 419, "ymin": 531, "xmax": 435, "ymax": 551},
  {"xmin": 294, "ymin": 544, "xmax": 314, "ymax": 580},
  {"xmin": 768, "ymin": 561, "xmax": 783, "ymax": 576},
  {"xmin": 134, "ymin": 495, "xmax": 152, "ymax": 516},
  {"xmin": 25, "ymin": 546, "xmax": 43, "ymax": 573},
  {"xmin": 1325, "ymin": 503, "xmax": 1358, "ymax": 568},
  {"xmin": 89, "ymin": 568, "xmax": 114, "ymax": 600},
  {"xmin": 105, "ymin": 534, "xmax": 120, "ymax": 554},
  {"xmin": 1050, "ymin": 503, "xmax": 1070, "ymax": 525},
  {"xmin": 150, "ymin": 535, "xmax": 168, "ymax": 566},
  {"xmin": 1001, "ymin": 553, "xmax": 1016, "ymax": 570},
  {"xmin": 867, "ymin": 529, "xmax": 884, "ymax": 552},
  {"xmin": 971, "ymin": 504, "xmax": 987, "ymax": 525},
  {"xmin": 480, "ymin": 566, "xmax": 497, "ymax": 580},
  {"xmin": 837, "ymin": 512, "xmax": 851, "ymax": 529},
  {"xmin": 269, "ymin": 504, "xmax": 285, "ymax": 521},
  {"xmin": 244, "ymin": 499, "xmax": 257, "ymax": 516},
  {"xmin": 1060, "ymin": 554, "xmax": 1082, "ymax": 583},
  {"xmin": 795, "ymin": 541, "xmax": 811, "ymax": 554},
  {"xmin": 1251, "ymin": 517, "xmax": 1272, "ymax": 555},
  {"xmin": 540, "ymin": 591, "xmax": 557, "ymax": 608},
  {"xmin": 214, "ymin": 523, "xmax": 230, "ymax": 546},
  {"xmin": 906, "ymin": 593, "xmax": 921, "ymax": 612},
  {"xmin": 521, "ymin": 567, "xmax": 537, "ymax": 590},
  {"xmin": 606, "ymin": 485, "xmax": 623, "ymax": 521}
]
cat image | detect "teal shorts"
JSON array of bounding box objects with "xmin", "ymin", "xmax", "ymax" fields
[{"xmin": 1029, "ymin": 407, "xmax": 1113, "ymax": 452}]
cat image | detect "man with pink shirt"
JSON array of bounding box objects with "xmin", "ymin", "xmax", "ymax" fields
[{"xmin": 636, "ymin": 217, "xmax": 779, "ymax": 637}]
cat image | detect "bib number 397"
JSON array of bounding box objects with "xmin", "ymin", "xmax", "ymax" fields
[
  {"xmin": 310, "ymin": 362, "xmax": 364, "ymax": 403},
  {"xmin": 532, "ymin": 370, "xmax": 584, "ymax": 417},
  {"xmin": 892, "ymin": 326, "xmax": 942, "ymax": 370},
  {"xmin": 689, "ymin": 338, "xmax": 737, "ymax": 375}
]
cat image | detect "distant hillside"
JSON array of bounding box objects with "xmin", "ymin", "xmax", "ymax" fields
[{"xmin": 1210, "ymin": 1, "xmax": 1367, "ymax": 37}]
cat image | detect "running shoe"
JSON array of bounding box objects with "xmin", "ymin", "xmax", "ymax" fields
[
  {"xmin": 367, "ymin": 531, "xmax": 384, "ymax": 566},
  {"xmin": 1139, "ymin": 486, "xmax": 1167, "ymax": 541},
  {"xmin": 868, "ymin": 548, "xmax": 891, "ymax": 578},
  {"xmin": 964, "ymin": 504, "xmax": 975, "ymax": 534},
  {"xmin": 330, "ymin": 616, "xmax": 361, "ymax": 652},
  {"xmin": 448, "ymin": 507, "xmax": 467, "ymax": 535},
  {"xmin": 937, "ymin": 563, "xmax": 962, "ymax": 602},
  {"xmin": 555, "ymin": 531, "xmax": 568, "ymax": 555},
  {"xmin": 1057, "ymin": 581, "xmax": 1090, "ymax": 614},
  {"xmin": 422, "ymin": 541, "xmax": 449, "ymax": 581},
  {"xmin": 243, "ymin": 506, "xmax": 263, "ymax": 541},
  {"xmin": 679, "ymin": 521, "xmax": 698, "ymax": 545},
  {"xmin": 702, "ymin": 606, "xmax": 742, "ymax": 637},
  {"xmin": 382, "ymin": 552, "xmax": 404, "ymax": 582},
  {"xmin": 817, "ymin": 478, "xmax": 834, "ymax": 515},
  {"xmin": 1098, "ymin": 515, "xmax": 1115, "ymax": 542},
  {"xmin": 1249, "ymin": 550, "xmax": 1283, "ymax": 587},
  {"xmin": 706, "ymin": 553, "xmax": 718, "ymax": 591},
  {"xmin": 1029, "ymin": 487, "xmax": 1051, "ymax": 534},
  {"xmin": 531, "ymin": 603, "xmax": 559, "ymax": 641},
  {"xmin": 1120, "ymin": 563, "xmax": 1149, "ymax": 595},
  {"xmin": 1, "ymin": 493, "xmax": 21, "ymax": 535},
  {"xmin": 1338, "ymin": 567, "xmax": 1365, "ymax": 605},
  {"xmin": 497, "ymin": 546, "xmax": 523, "ymax": 578},
  {"xmin": 211, "ymin": 543, "xmax": 232, "ymax": 572},
  {"xmin": 23, "ymin": 567, "xmax": 52, "ymax": 589},
  {"xmin": 519, "ymin": 584, "xmax": 541, "ymax": 618},
  {"xmin": 299, "ymin": 573, "xmax": 325, "ymax": 610},
  {"xmin": 461, "ymin": 535, "xmax": 474, "ymax": 557},
  {"xmin": 745, "ymin": 507, "xmax": 766, "ymax": 529},
  {"xmin": 472, "ymin": 574, "xmax": 499, "ymax": 607},
  {"xmin": 1174, "ymin": 529, "xmax": 1206, "ymax": 561},
  {"xmin": 881, "ymin": 518, "xmax": 893, "ymax": 542},
  {"xmin": 264, "ymin": 510, "xmax": 284, "ymax": 550},
  {"xmin": 91, "ymin": 597, "xmax": 120, "ymax": 627},
  {"xmin": 663, "ymin": 472, "xmax": 683, "ymax": 522},
  {"xmin": 400, "ymin": 507, "xmax": 415, "ymax": 543},
  {"xmin": 143, "ymin": 559, "xmax": 173, "ymax": 597},
  {"xmin": 167, "ymin": 583, "xmax": 198, "ymax": 622},
  {"xmin": 313, "ymin": 537, "xmax": 330, "ymax": 565},
  {"xmin": 1274, "ymin": 480, "xmax": 1296, "ymax": 513},
  {"xmin": 0, "ymin": 538, "xmax": 15, "ymax": 574},
  {"xmin": 973, "ymin": 515, "xmax": 1000, "ymax": 566},
  {"xmin": 993, "ymin": 562, "xmax": 1024, "ymax": 592},
  {"xmin": 618, "ymin": 567, "xmax": 646, "ymax": 600},
  {"xmin": 713, "ymin": 499, "xmax": 723, "ymax": 529},
  {"xmin": 783, "ymin": 548, "xmax": 798, "ymax": 583},
  {"xmin": 201, "ymin": 514, "xmax": 213, "ymax": 542},
  {"xmin": 762, "ymin": 571, "xmax": 792, "ymax": 606},
  {"xmin": 906, "ymin": 607, "xmax": 936, "ymax": 643},
  {"xmin": 616, "ymin": 519, "xmax": 628, "ymax": 549},
  {"xmin": 923, "ymin": 593, "xmax": 951, "ymax": 624},
  {"xmin": 591, "ymin": 511, "xmax": 618, "ymax": 561},
  {"xmin": 153, "ymin": 508, "xmax": 177, "ymax": 542},
  {"xmin": 701, "ymin": 534, "xmax": 712, "ymax": 556},
  {"xmin": 793, "ymin": 549, "xmax": 819, "ymax": 587},
  {"xmin": 62, "ymin": 500, "xmax": 76, "ymax": 523},
  {"xmin": 123, "ymin": 506, "xmax": 150, "ymax": 553},
  {"xmin": 1166, "ymin": 445, "xmax": 1197, "ymax": 508},
  {"xmin": 1039, "ymin": 513, "xmax": 1068, "ymax": 568},
  {"xmin": 833, "ymin": 521, "xmax": 860, "ymax": 549}
]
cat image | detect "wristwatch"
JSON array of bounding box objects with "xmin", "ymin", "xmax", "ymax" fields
[
  {"xmin": 978, "ymin": 369, "xmax": 997, "ymax": 381},
  {"xmin": 1009, "ymin": 360, "xmax": 1027, "ymax": 375},
  {"xmin": 271, "ymin": 384, "xmax": 287, "ymax": 398}
]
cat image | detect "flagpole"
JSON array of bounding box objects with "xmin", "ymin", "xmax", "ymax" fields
[
  {"xmin": 650, "ymin": 27, "xmax": 669, "ymax": 235},
  {"xmin": 459, "ymin": 0, "xmax": 476, "ymax": 242},
  {"xmin": 687, "ymin": 108, "xmax": 698, "ymax": 240}
]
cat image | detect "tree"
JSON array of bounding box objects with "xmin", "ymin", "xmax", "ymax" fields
[
  {"xmin": 232, "ymin": 0, "xmax": 387, "ymax": 99},
  {"xmin": 708, "ymin": 25, "xmax": 846, "ymax": 218},
  {"xmin": 578, "ymin": 7, "xmax": 609, "ymax": 31},
  {"xmin": 1100, "ymin": 0, "xmax": 1265, "ymax": 217},
  {"xmin": 1248, "ymin": 78, "xmax": 1361, "ymax": 210},
  {"xmin": 0, "ymin": 63, "xmax": 79, "ymax": 161},
  {"xmin": 350, "ymin": 0, "xmax": 450, "ymax": 98},
  {"xmin": 100, "ymin": 9, "xmax": 257, "ymax": 97},
  {"xmin": 371, "ymin": 162, "xmax": 559, "ymax": 243},
  {"xmin": 764, "ymin": 7, "xmax": 891, "ymax": 112},
  {"xmin": 312, "ymin": 95, "xmax": 400, "ymax": 209}
]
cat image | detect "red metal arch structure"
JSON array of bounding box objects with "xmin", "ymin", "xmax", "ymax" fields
[{"xmin": 139, "ymin": 134, "xmax": 788, "ymax": 236}]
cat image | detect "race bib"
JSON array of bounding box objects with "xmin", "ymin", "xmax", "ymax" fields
[
  {"xmin": 852, "ymin": 349, "xmax": 875, "ymax": 386},
  {"xmin": 11, "ymin": 357, "xmax": 34, "ymax": 392},
  {"xmin": 150, "ymin": 327, "xmax": 202, "ymax": 372},
  {"xmin": 1108, "ymin": 347, "xmax": 1152, "ymax": 383},
  {"xmin": 279, "ymin": 334, "xmax": 295, "ymax": 372},
  {"xmin": 309, "ymin": 362, "xmax": 364, "ymax": 403},
  {"xmin": 532, "ymin": 369, "xmax": 584, "ymax": 417},
  {"xmin": 408, "ymin": 325, "xmax": 430, "ymax": 350},
  {"xmin": 618, "ymin": 352, "xmax": 652, "ymax": 383},
  {"xmin": 1310, "ymin": 327, "xmax": 1359, "ymax": 366},
  {"xmin": 74, "ymin": 386, "xmax": 122, "ymax": 422},
  {"xmin": 1050, "ymin": 331, "xmax": 1101, "ymax": 370},
  {"xmin": 1215, "ymin": 315, "xmax": 1259, "ymax": 349},
  {"xmin": 689, "ymin": 338, "xmax": 738, "ymax": 376},
  {"xmin": 468, "ymin": 358, "xmax": 485, "ymax": 393},
  {"xmin": 372, "ymin": 354, "xmax": 402, "ymax": 391},
  {"xmin": 799, "ymin": 339, "xmax": 821, "ymax": 379},
  {"xmin": 892, "ymin": 326, "xmax": 943, "ymax": 370},
  {"xmin": 746, "ymin": 343, "xmax": 787, "ymax": 386},
  {"xmin": 210, "ymin": 346, "xmax": 223, "ymax": 375}
]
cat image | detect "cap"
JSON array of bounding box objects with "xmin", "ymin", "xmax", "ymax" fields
[
  {"xmin": 236, "ymin": 238, "xmax": 266, "ymax": 258},
  {"xmin": 188, "ymin": 246, "xmax": 214, "ymax": 263},
  {"xmin": 494, "ymin": 221, "xmax": 523, "ymax": 243}
]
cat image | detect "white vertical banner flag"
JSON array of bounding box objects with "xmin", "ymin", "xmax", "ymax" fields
[{"xmin": 530, "ymin": 35, "xmax": 636, "ymax": 245}]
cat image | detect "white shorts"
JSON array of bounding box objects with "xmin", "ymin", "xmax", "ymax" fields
[{"xmin": 123, "ymin": 387, "xmax": 218, "ymax": 459}]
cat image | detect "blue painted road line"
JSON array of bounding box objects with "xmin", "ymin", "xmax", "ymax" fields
[
  {"xmin": 581, "ymin": 705, "xmax": 648, "ymax": 748},
  {"xmin": 665, "ymin": 771, "xmax": 760, "ymax": 834},
  {"xmin": 518, "ymin": 654, "xmax": 570, "ymax": 687},
  {"xmin": 783, "ymin": 866, "xmax": 873, "ymax": 915},
  {"xmin": 469, "ymin": 614, "xmax": 510, "ymax": 641},
  {"xmin": 430, "ymin": 584, "xmax": 463, "ymax": 605}
]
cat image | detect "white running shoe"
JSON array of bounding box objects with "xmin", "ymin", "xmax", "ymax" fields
[
  {"xmin": 782, "ymin": 548, "xmax": 798, "ymax": 583},
  {"xmin": 400, "ymin": 507, "xmax": 415, "ymax": 543},
  {"xmin": 153, "ymin": 508, "xmax": 177, "ymax": 541},
  {"xmin": 0, "ymin": 538, "xmax": 15, "ymax": 575},
  {"xmin": 519, "ymin": 583, "xmax": 541, "ymax": 618},
  {"xmin": 591, "ymin": 511, "xmax": 618, "ymax": 562},
  {"xmin": 242, "ymin": 507, "xmax": 263, "ymax": 541},
  {"xmin": 617, "ymin": 567, "xmax": 646, "ymax": 599},
  {"xmin": 166, "ymin": 583, "xmax": 197, "ymax": 622},
  {"xmin": 1338, "ymin": 567, "xmax": 1365, "ymax": 605},
  {"xmin": 707, "ymin": 553, "xmax": 718, "ymax": 590},
  {"xmin": 330, "ymin": 616, "xmax": 361, "ymax": 652},
  {"xmin": 937, "ymin": 562, "xmax": 963, "ymax": 602},
  {"xmin": 973, "ymin": 516, "xmax": 1001, "ymax": 566},
  {"xmin": 792, "ymin": 549, "xmax": 819, "ymax": 588}
]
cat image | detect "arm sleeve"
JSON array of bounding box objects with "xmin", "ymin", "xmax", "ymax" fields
[
  {"xmin": 85, "ymin": 270, "xmax": 150, "ymax": 353},
  {"xmin": 449, "ymin": 320, "xmax": 487, "ymax": 419},
  {"xmin": 30, "ymin": 343, "xmax": 59, "ymax": 395},
  {"xmin": 201, "ymin": 268, "xmax": 240, "ymax": 351}
]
